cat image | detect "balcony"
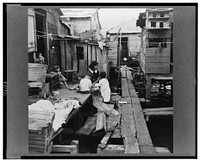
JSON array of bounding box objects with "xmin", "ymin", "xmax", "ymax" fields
[
  {"xmin": 148, "ymin": 16, "xmax": 170, "ymax": 20},
  {"xmin": 146, "ymin": 27, "xmax": 171, "ymax": 30}
]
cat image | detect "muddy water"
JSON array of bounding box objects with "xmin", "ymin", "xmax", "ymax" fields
[{"xmin": 147, "ymin": 116, "xmax": 173, "ymax": 153}]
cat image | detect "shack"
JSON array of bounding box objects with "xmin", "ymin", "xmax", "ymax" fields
[
  {"xmin": 106, "ymin": 19, "xmax": 141, "ymax": 80},
  {"xmin": 60, "ymin": 9, "xmax": 109, "ymax": 77},
  {"xmin": 27, "ymin": 8, "xmax": 171, "ymax": 155}
]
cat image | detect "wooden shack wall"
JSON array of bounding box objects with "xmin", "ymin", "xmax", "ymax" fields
[
  {"xmin": 108, "ymin": 33, "xmax": 141, "ymax": 67},
  {"xmin": 140, "ymin": 29, "xmax": 172, "ymax": 74},
  {"xmin": 63, "ymin": 40, "xmax": 108, "ymax": 78},
  {"xmin": 107, "ymin": 41, "xmax": 118, "ymax": 67},
  {"xmin": 45, "ymin": 9, "xmax": 70, "ymax": 72}
]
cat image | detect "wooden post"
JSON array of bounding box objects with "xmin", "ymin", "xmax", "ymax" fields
[
  {"xmin": 119, "ymin": 31, "xmax": 122, "ymax": 67},
  {"xmin": 146, "ymin": 74, "xmax": 151, "ymax": 99}
]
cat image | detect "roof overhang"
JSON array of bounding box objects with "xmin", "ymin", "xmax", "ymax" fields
[{"xmin": 58, "ymin": 34, "xmax": 80, "ymax": 40}]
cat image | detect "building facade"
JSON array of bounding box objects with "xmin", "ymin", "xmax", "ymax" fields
[
  {"xmin": 60, "ymin": 9, "xmax": 108, "ymax": 77},
  {"xmin": 28, "ymin": 8, "xmax": 108, "ymax": 78},
  {"xmin": 28, "ymin": 8, "xmax": 71, "ymax": 72},
  {"xmin": 106, "ymin": 19, "xmax": 141, "ymax": 68},
  {"xmin": 137, "ymin": 8, "xmax": 173, "ymax": 99}
]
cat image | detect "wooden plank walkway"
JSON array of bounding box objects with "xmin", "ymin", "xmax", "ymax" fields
[
  {"xmin": 98, "ymin": 67, "xmax": 156, "ymax": 154},
  {"xmin": 119, "ymin": 67, "xmax": 156, "ymax": 154}
]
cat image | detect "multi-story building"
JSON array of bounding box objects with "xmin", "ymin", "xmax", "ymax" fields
[{"xmin": 136, "ymin": 8, "xmax": 173, "ymax": 99}]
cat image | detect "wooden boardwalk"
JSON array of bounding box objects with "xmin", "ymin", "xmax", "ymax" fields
[
  {"xmin": 120, "ymin": 67, "xmax": 156, "ymax": 154},
  {"xmin": 98, "ymin": 67, "xmax": 156, "ymax": 154}
]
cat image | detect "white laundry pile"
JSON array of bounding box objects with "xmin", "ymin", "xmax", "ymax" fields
[
  {"xmin": 53, "ymin": 99, "xmax": 80, "ymax": 131},
  {"xmin": 28, "ymin": 99, "xmax": 81, "ymax": 131}
]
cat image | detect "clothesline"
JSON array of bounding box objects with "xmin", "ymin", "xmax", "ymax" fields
[{"xmin": 35, "ymin": 30, "xmax": 60, "ymax": 36}]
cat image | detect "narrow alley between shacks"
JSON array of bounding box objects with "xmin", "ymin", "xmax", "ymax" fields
[{"xmin": 28, "ymin": 8, "xmax": 173, "ymax": 155}]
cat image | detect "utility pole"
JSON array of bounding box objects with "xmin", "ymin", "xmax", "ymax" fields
[{"xmin": 118, "ymin": 31, "xmax": 122, "ymax": 67}]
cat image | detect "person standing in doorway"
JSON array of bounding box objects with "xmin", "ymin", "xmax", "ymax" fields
[{"xmin": 88, "ymin": 61, "xmax": 100, "ymax": 83}]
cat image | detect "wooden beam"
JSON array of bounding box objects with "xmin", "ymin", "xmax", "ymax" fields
[
  {"xmin": 124, "ymin": 137, "xmax": 140, "ymax": 154},
  {"xmin": 76, "ymin": 116, "xmax": 96, "ymax": 135},
  {"xmin": 155, "ymin": 147, "xmax": 171, "ymax": 153},
  {"xmin": 144, "ymin": 111, "xmax": 173, "ymax": 116},
  {"xmin": 121, "ymin": 78, "xmax": 129, "ymax": 97},
  {"xmin": 120, "ymin": 70, "xmax": 156, "ymax": 154},
  {"xmin": 97, "ymin": 144, "xmax": 124, "ymax": 154},
  {"xmin": 143, "ymin": 107, "xmax": 173, "ymax": 112},
  {"xmin": 98, "ymin": 122, "xmax": 118, "ymax": 149},
  {"xmin": 96, "ymin": 112, "xmax": 106, "ymax": 131},
  {"xmin": 51, "ymin": 144, "xmax": 78, "ymax": 154},
  {"xmin": 143, "ymin": 107, "xmax": 173, "ymax": 117},
  {"xmin": 119, "ymin": 103, "xmax": 140, "ymax": 154}
]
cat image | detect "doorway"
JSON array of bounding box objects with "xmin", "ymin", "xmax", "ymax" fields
[
  {"xmin": 35, "ymin": 9, "xmax": 47, "ymax": 61},
  {"xmin": 76, "ymin": 46, "xmax": 84, "ymax": 73},
  {"xmin": 118, "ymin": 37, "xmax": 128, "ymax": 65}
]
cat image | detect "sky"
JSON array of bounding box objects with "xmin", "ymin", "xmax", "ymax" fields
[
  {"xmin": 61, "ymin": 8, "xmax": 146, "ymax": 36},
  {"xmin": 98, "ymin": 8, "xmax": 146, "ymax": 36}
]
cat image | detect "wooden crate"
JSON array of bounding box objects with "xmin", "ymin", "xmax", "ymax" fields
[
  {"xmin": 28, "ymin": 110, "xmax": 55, "ymax": 154},
  {"xmin": 28, "ymin": 63, "xmax": 48, "ymax": 82}
]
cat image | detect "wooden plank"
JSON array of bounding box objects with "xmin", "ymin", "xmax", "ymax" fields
[
  {"xmin": 98, "ymin": 122, "xmax": 118, "ymax": 149},
  {"xmin": 76, "ymin": 116, "xmax": 96, "ymax": 135},
  {"xmin": 155, "ymin": 147, "xmax": 171, "ymax": 153},
  {"xmin": 120, "ymin": 70, "xmax": 156, "ymax": 154},
  {"xmin": 145, "ymin": 66, "xmax": 170, "ymax": 74},
  {"xmin": 119, "ymin": 100, "xmax": 139, "ymax": 154},
  {"xmin": 96, "ymin": 112, "xmax": 106, "ymax": 131},
  {"xmin": 145, "ymin": 62, "xmax": 170, "ymax": 68},
  {"xmin": 51, "ymin": 145, "xmax": 78, "ymax": 154},
  {"xmin": 121, "ymin": 78, "xmax": 129, "ymax": 97},
  {"xmin": 60, "ymin": 41, "xmax": 65, "ymax": 72},
  {"xmin": 139, "ymin": 145, "xmax": 156, "ymax": 154},
  {"xmin": 131, "ymin": 99, "xmax": 156, "ymax": 153},
  {"xmin": 97, "ymin": 145, "xmax": 124, "ymax": 154},
  {"xmin": 79, "ymin": 29, "xmax": 96, "ymax": 40},
  {"xmin": 120, "ymin": 97, "xmax": 132, "ymax": 104},
  {"xmin": 111, "ymin": 128, "xmax": 121, "ymax": 138},
  {"xmin": 47, "ymin": 141, "xmax": 53, "ymax": 154},
  {"xmin": 144, "ymin": 111, "xmax": 173, "ymax": 116},
  {"xmin": 143, "ymin": 107, "xmax": 173, "ymax": 112},
  {"xmin": 146, "ymin": 48, "xmax": 171, "ymax": 56},
  {"xmin": 127, "ymin": 80, "xmax": 138, "ymax": 97},
  {"xmin": 124, "ymin": 137, "xmax": 140, "ymax": 154},
  {"xmin": 126, "ymin": 80, "xmax": 156, "ymax": 153},
  {"xmin": 145, "ymin": 56, "xmax": 170, "ymax": 63},
  {"xmin": 107, "ymin": 114, "xmax": 121, "ymax": 130}
]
